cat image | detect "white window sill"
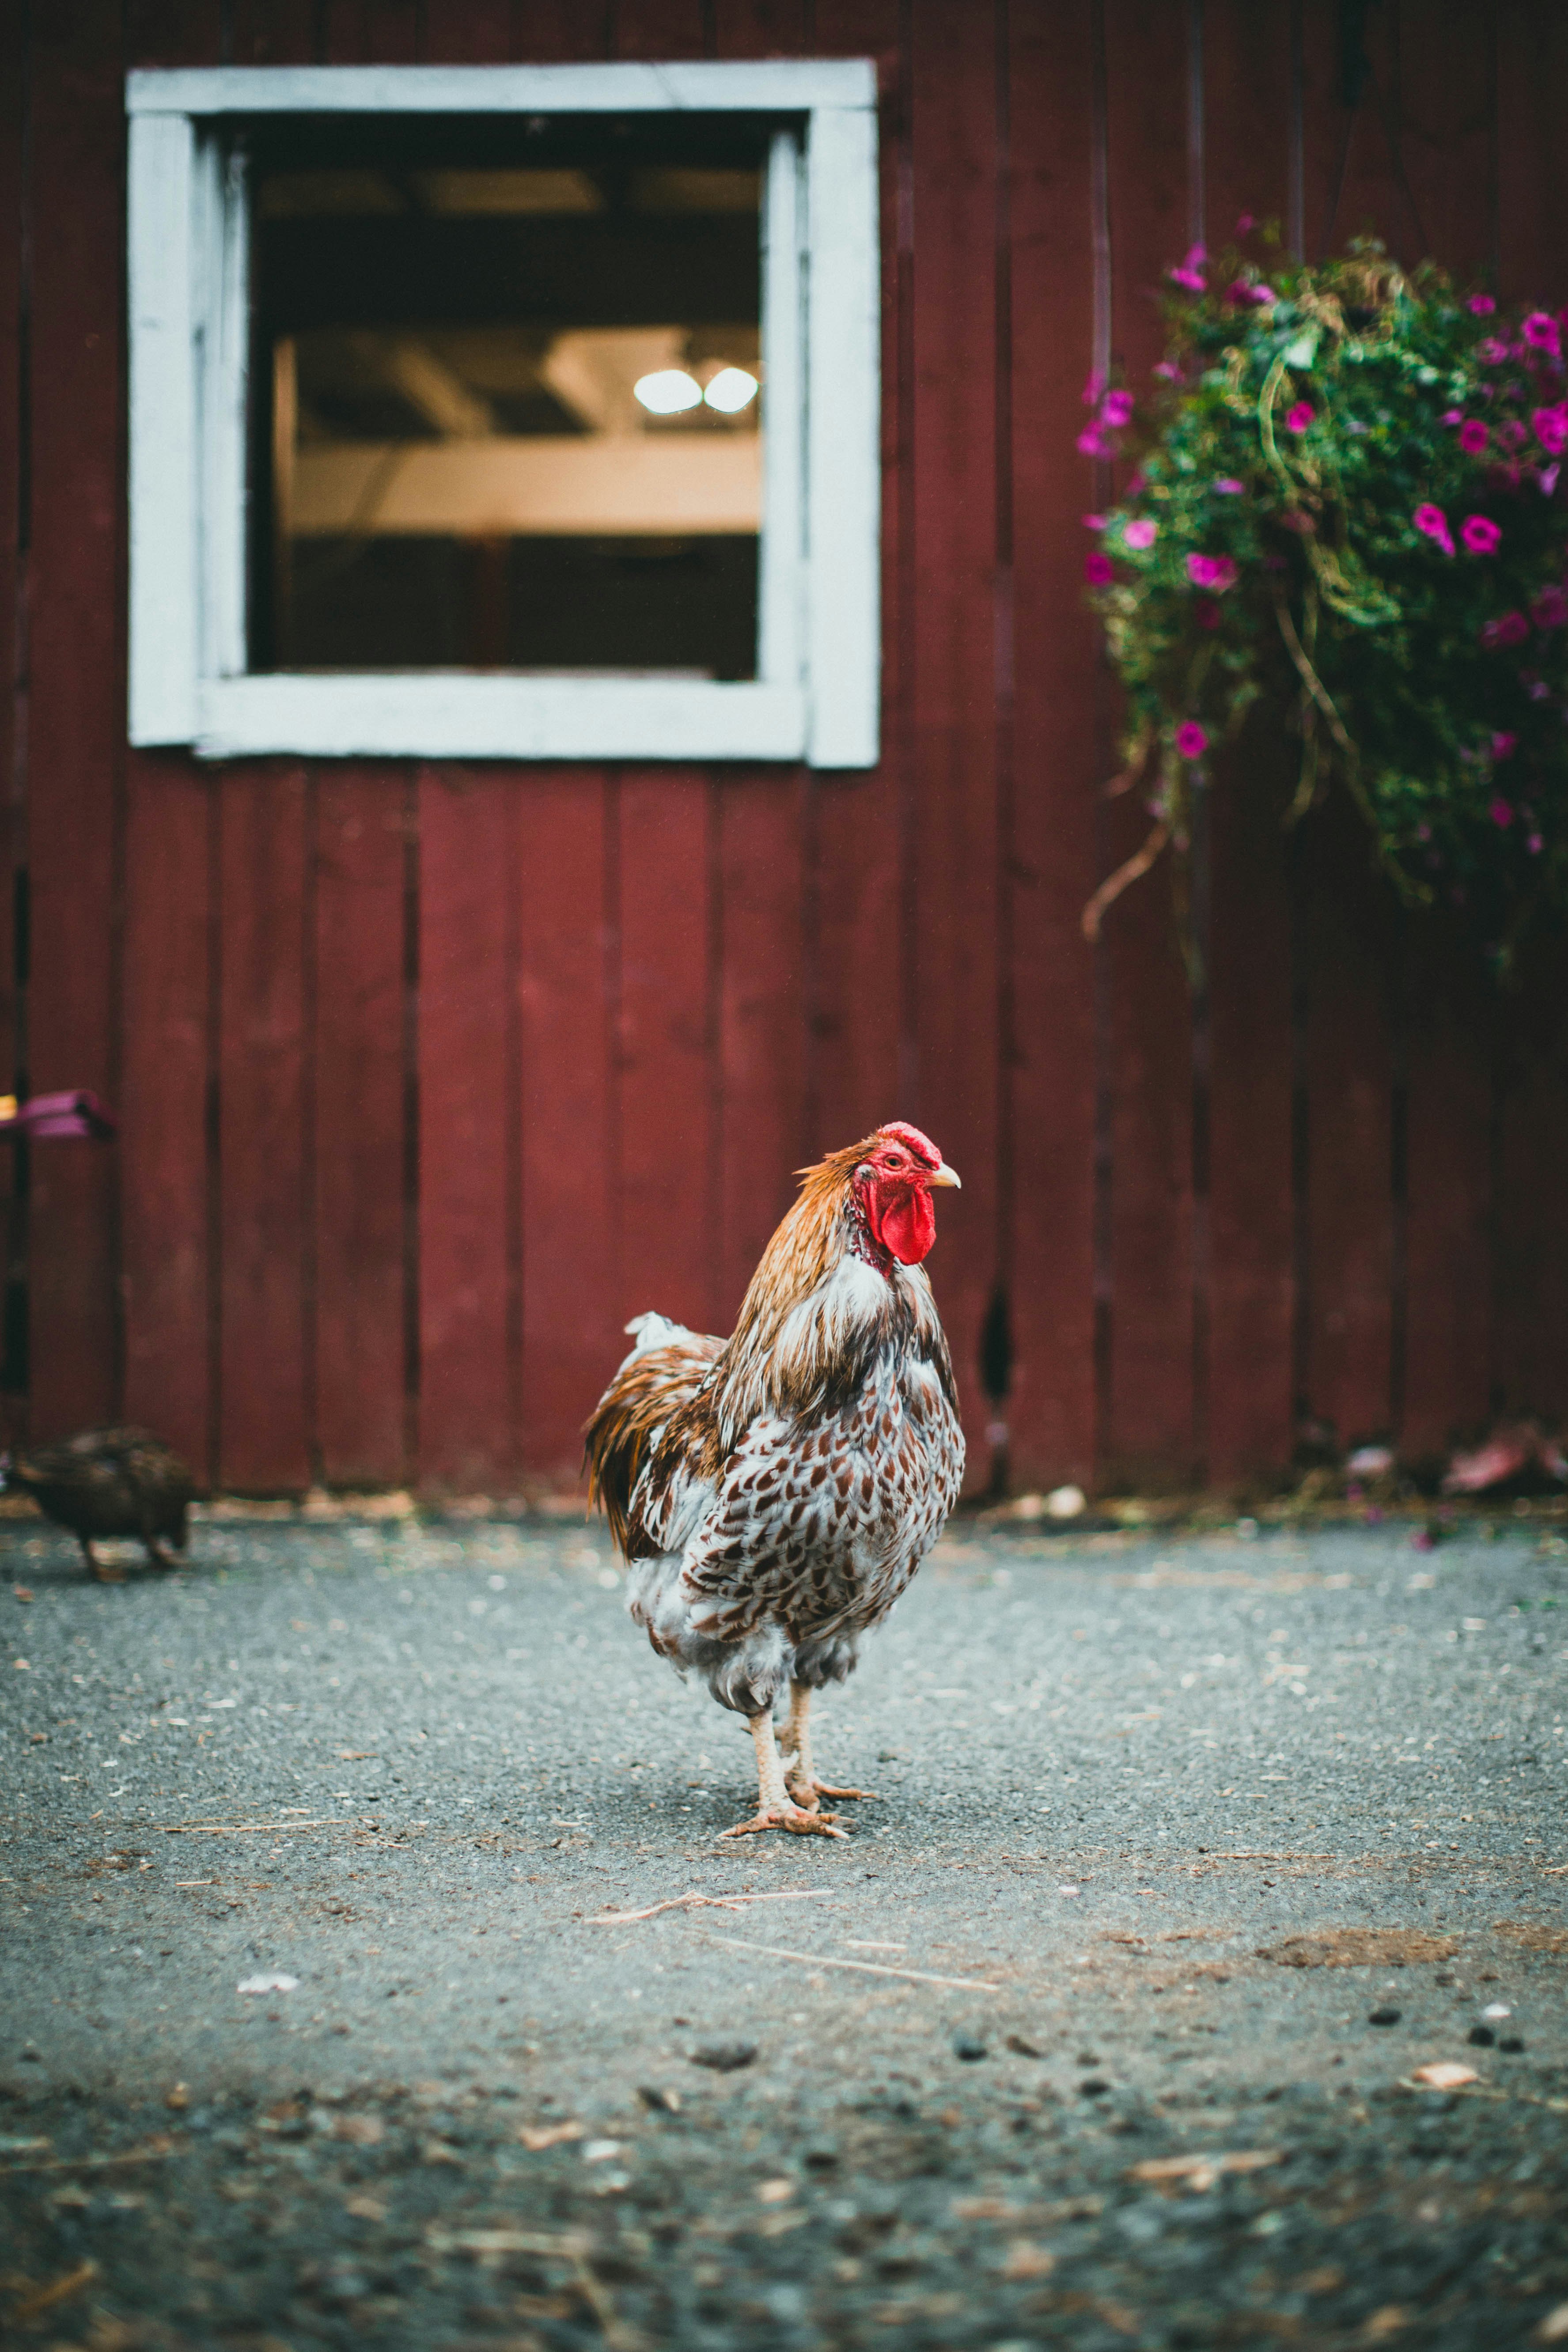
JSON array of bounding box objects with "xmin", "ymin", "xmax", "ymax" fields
[{"xmin": 191, "ymin": 674, "xmax": 807, "ymax": 762}]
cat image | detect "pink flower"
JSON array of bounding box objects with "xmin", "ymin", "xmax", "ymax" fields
[
  {"xmin": 1462, "ymin": 514, "xmax": 1502, "ymax": 555},
  {"xmin": 1082, "ymin": 513, "xmax": 1107, "ymax": 530},
  {"xmin": 1498, "ymin": 419, "xmax": 1530, "ymax": 453},
  {"xmin": 1076, "ymin": 427, "xmax": 1107, "ymax": 457},
  {"xmin": 1100, "ymin": 388, "xmax": 1135, "ymax": 428},
  {"xmin": 1533, "ymin": 404, "xmax": 1568, "ymax": 454},
  {"xmin": 1529, "ymin": 833, "xmax": 1545, "ymax": 855},
  {"xmin": 1182, "ymin": 242, "xmax": 1207, "ymax": 267},
  {"xmin": 1481, "ymin": 610, "xmax": 1530, "ymax": 648},
  {"xmin": 1523, "ymin": 310, "xmax": 1561, "ymax": 349},
  {"xmin": 1126, "ymin": 471, "xmax": 1148, "ymax": 496},
  {"xmin": 1186, "ymin": 553, "xmax": 1238, "ymax": 592},
  {"xmin": 1468, "ymin": 292, "xmax": 1497, "ymax": 315},
  {"xmin": 1490, "ymin": 797, "xmax": 1515, "ymax": 827},
  {"xmin": 1082, "ymin": 370, "xmax": 1106, "ymax": 407},
  {"xmin": 1284, "ymin": 401, "xmax": 1314, "ymax": 433},
  {"xmin": 1531, "ymin": 585, "xmax": 1568, "ymax": 629},
  {"xmin": 1175, "ymin": 722, "xmax": 1208, "ymax": 759},
  {"xmin": 1441, "ymin": 409, "xmax": 1464, "ymax": 425},
  {"xmin": 1122, "ymin": 517, "xmax": 1158, "ymax": 549},
  {"xmin": 1458, "ymin": 418, "xmax": 1489, "ymax": 454},
  {"xmin": 1492, "ymin": 731, "xmax": 1518, "ymax": 760},
  {"xmin": 1084, "ymin": 551, "xmax": 1114, "ymax": 585},
  {"xmin": 1541, "ymin": 464, "xmax": 1561, "ymax": 496},
  {"xmin": 1477, "ymin": 337, "xmax": 1509, "ymax": 365},
  {"xmin": 1414, "ymin": 503, "xmax": 1454, "ymax": 555},
  {"xmin": 1152, "ymin": 359, "xmax": 1184, "ymax": 381},
  {"xmin": 1235, "ymin": 212, "xmax": 1255, "ymax": 234},
  {"xmin": 1167, "ymin": 265, "xmax": 1207, "ymax": 291}
]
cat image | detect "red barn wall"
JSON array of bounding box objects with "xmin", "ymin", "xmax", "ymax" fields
[{"xmin": 3, "ymin": 0, "xmax": 1568, "ymax": 1497}]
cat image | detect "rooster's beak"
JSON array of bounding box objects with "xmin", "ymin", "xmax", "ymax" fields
[{"xmin": 928, "ymin": 1161, "xmax": 962, "ymax": 1189}]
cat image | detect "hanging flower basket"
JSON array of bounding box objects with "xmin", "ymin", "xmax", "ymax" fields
[{"xmin": 1080, "ymin": 227, "xmax": 1568, "ymax": 971}]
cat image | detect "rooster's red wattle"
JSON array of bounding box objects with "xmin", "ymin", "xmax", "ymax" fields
[{"xmin": 585, "ymin": 1123, "xmax": 965, "ymax": 1837}]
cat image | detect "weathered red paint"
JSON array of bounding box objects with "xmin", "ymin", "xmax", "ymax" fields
[{"xmin": 4, "ymin": 2, "xmax": 1568, "ymax": 1496}]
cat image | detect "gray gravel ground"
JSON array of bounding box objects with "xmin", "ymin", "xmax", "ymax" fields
[{"xmin": 3, "ymin": 1510, "xmax": 1568, "ymax": 2351}]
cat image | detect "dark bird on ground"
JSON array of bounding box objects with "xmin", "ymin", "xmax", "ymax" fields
[
  {"xmin": 2, "ymin": 1428, "xmax": 197, "ymax": 1579},
  {"xmin": 585, "ymin": 1122, "xmax": 965, "ymax": 1840}
]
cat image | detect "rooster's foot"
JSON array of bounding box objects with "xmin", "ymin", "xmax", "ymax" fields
[
  {"xmin": 720, "ymin": 1803, "xmax": 848, "ymax": 1841},
  {"xmin": 785, "ymin": 1776, "xmax": 878, "ymax": 1808}
]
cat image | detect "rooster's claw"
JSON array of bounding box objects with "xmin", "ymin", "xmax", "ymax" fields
[{"xmin": 719, "ymin": 1804, "xmax": 848, "ymax": 1840}]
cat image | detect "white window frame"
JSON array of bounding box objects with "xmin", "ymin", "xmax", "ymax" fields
[{"xmin": 125, "ymin": 61, "xmax": 879, "ymax": 767}]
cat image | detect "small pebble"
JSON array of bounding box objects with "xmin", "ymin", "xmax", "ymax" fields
[
  {"xmin": 1467, "ymin": 2025, "xmax": 1496, "ymax": 2048},
  {"xmin": 1006, "ymin": 2033, "xmax": 1044, "ymax": 2058},
  {"xmin": 1368, "ymin": 2007, "xmax": 1401, "ymax": 2027},
  {"xmin": 690, "ymin": 2041, "xmax": 757, "ymax": 2073},
  {"xmin": 953, "ymin": 2035, "xmax": 988, "ymax": 2062},
  {"xmin": 1499, "ymin": 2036, "xmax": 1525, "ymax": 2053},
  {"xmin": 1078, "ymin": 2077, "xmax": 1109, "ymax": 2098}
]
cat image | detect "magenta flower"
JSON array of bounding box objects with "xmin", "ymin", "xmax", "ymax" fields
[
  {"xmin": 1477, "ymin": 337, "xmax": 1509, "ymax": 365},
  {"xmin": 1168, "ymin": 265, "xmax": 1206, "ymax": 291},
  {"xmin": 1122, "ymin": 518, "xmax": 1158, "ymax": 549},
  {"xmin": 1213, "ymin": 477, "xmax": 1244, "ymax": 495},
  {"xmin": 1491, "ymin": 731, "xmax": 1518, "ymax": 760},
  {"xmin": 1084, "ymin": 551, "xmax": 1114, "ymax": 586},
  {"xmin": 1468, "ymin": 292, "xmax": 1497, "ymax": 315},
  {"xmin": 1541, "ymin": 464, "xmax": 1561, "ymax": 497},
  {"xmin": 1175, "ymin": 722, "xmax": 1208, "ymax": 760},
  {"xmin": 1531, "ymin": 584, "xmax": 1568, "ymax": 629},
  {"xmin": 1186, "ymin": 553, "xmax": 1238, "ymax": 593},
  {"xmin": 1529, "ymin": 833, "xmax": 1545, "ymax": 855},
  {"xmin": 1533, "ymin": 404, "xmax": 1568, "ymax": 454},
  {"xmin": 1481, "ymin": 610, "xmax": 1530, "ymax": 648},
  {"xmin": 1441, "ymin": 409, "xmax": 1463, "ymax": 425},
  {"xmin": 1076, "ymin": 427, "xmax": 1106, "ymax": 457},
  {"xmin": 1082, "ymin": 512, "xmax": 1107, "ymax": 530},
  {"xmin": 1100, "ymin": 388, "xmax": 1135, "ymax": 428},
  {"xmin": 1152, "ymin": 360, "xmax": 1184, "ymax": 381},
  {"xmin": 1462, "ymin": 514, "xmax": 1503, "ymax": 555},
  {"xmin": 1523, "ymin": 310, "xmax": 1561, "ymax": 349},
  {"xmin": 1458, "ymin": 418, "xmax": 1489, "ymax": 454},
  {"xmin": 1235, "ymin": 212, "xmax": 1255, "ymax": 234},
  {"xmin": 1490, "ymin": 797, "xmax": 1515, "ymax": 827},
  {"xmin": 1126, "ymin": 471, "xmax": 1148, "ymax": 496},
  {"xmin": 1498, "ymin": 419, "xmax": 1530, "ymax": 453},
  {"xmin": 1284, "ymin": 401, "xmax": 1314, "ymax": 433},
  {"xmin": 1414, "ymin": 503, "xmax": 1455, "ymax": 555}
]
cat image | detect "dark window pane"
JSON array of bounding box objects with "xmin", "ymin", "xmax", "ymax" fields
[{"xmin": 248, "ymin": 116, "xmax": 769, "ymax": 676}]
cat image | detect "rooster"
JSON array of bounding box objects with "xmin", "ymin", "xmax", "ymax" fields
[
  {"xmin": 585, "ymin": 1122, "xmax": 964, "ymax": 1838},
  {"xmin": 2, "ymin": 1428, "xmax": 195, "ymax": 1579}
]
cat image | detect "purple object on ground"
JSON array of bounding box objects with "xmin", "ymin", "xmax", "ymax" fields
[{"xmin": 0, "ymin": 1090, "xmax": 117, "ymax": 1140}]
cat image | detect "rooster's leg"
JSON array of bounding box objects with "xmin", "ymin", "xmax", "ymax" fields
[
  {"xmin": 720, "ymin": 1711, "xmax": 849, "ymax": 1839},
  {"xmin": 79, "ymin": 1537, "xmax": 123, "ymax": 1585},
  {"xmin": 781, "ymin": 1682, "xmax": 877, "ymax": 1809}
]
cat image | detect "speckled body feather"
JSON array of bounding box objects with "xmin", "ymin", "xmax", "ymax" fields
[{"xmin": 585, "ymin": 1135, "xmax": 965, "ymax": 1717}]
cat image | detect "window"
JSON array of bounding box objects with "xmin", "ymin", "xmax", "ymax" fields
[{"xmin": 127, "ymin": 63, "xmax": 879, "ymax": 765}]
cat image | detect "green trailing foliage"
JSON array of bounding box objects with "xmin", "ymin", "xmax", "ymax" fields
[{"xmin": 1081, "ymin": 227, "xmax": 1568, "ymax": 972}]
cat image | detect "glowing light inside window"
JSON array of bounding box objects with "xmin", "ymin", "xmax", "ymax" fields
[
  {"xmin": 633, "ymin": 368, "xmax": 704, "ymax": 415},
  {"xmin": 703, "ymin": 366, "xmax": 759, "ymax": 413}
]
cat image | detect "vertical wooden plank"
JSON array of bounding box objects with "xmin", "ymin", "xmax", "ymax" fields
[
  {"xmin": 1489, "ymin": 0, "xmax": 1568, "ymax": 1428},
  {"xmin": 1397, "ymin": 0, "xmax": 1493, "ymax": 276},
  {"xmin": 314, "ymin": 776, "xmax": 409, "ymax": 1484},
  {"xmin": 419, "ymin": 773, "xmax": 519, "ymax": 1489},
  {"xmin": 1201, "ymin": 1, "xmax": 1297, "ymax": 1482},
  {"xmin": 1401, "ymin": 923, "xmax": 1494, "ymax": 1459},
  {"xmin": 1098, "ymin": 0, "xmax": 1194, "ymax": 1487},
  {"xmin": 716, "ymin": 777, "xmax": 807, "ymax": 1323},
  {"xmin": 787, "ymin": 0, "xmax": 903, "ymax": 1164},
  {"xmin": 902, "ymin": 0, "xmax": 1000, "ymax": 1488},
  {"xmin": 25, "ymin": 0, "xmax": 123, "ymax": 1439},
  {"xmin": 121, "ymin": 763, "xmax": 212, "ymax": 1474},
  {"xmin": 218, "ymin": 769, "xmax": 311, "ymax": 1489},
  {"xmin": 0, "ymin": 0, "xmax": 25, "ymax": 1426},
  {"xmin": 616, "ymin": 776, "xmax": 716, "ymax": 1335},
  {"xmin": 519, "ymin": 778, "xmax": 618, "ymax": 1483},
  {"xmin": 1004, "ymin": 0, "xmax": 1098, "ymax": 1489}
]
